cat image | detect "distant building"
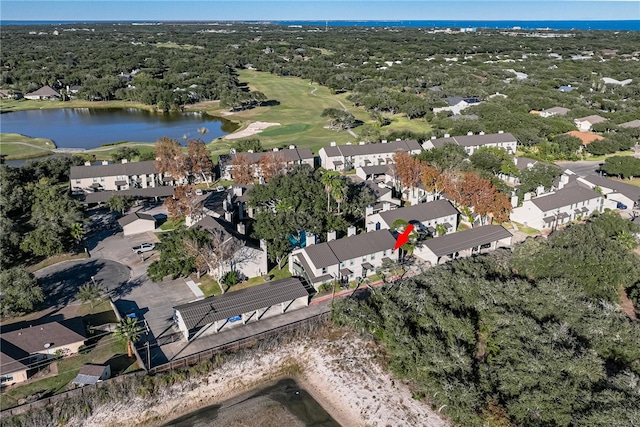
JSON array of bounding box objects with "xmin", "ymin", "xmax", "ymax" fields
[
  {"xmin": 70, "ymin": 160, "xmax": 171, "ymax": 192},
  {"xmin": 540, "ymin": 106, "xmax": 570, "ymax": 118},
  {"xmin": 574, "ymin": 115, "xmax": 607, "ymax": 132},
  {"xmin": 578, "ymin": 174, "xmax": 640, "ymax": 209},
  {"xmin": 433, "ymin": 96, "xmax": 482, "ymax": 115},
  {"xmin": 423, "ymin": 131, "xmax": 517, "ymax": 155},
  {"xmin": 619, "ymin": 119, "xmax": 640, "ymax": 129},
  {"xmin": 218, "ymin": 146, "xmax": 314, "ymax": 181},
  {"xmin": 319, "ymin": 140, "xmax": 421, "ymax": 171},
  {"xmin": 558, "ymin": 85, "xmax": 576, "ymax": 92},
  {"xmin": 24, "ymin": 85, "xmax": 60, "ymax": 100}
]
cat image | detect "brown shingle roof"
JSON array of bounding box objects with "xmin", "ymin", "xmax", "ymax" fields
[
  {"xmin": 25, "ymin": 85, "xmax": 60, "ymax": 97},
  {"xmin": 1, "ymin": 319, "xmax": 85, "ymax": 355}
]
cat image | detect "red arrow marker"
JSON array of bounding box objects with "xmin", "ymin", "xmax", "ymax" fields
[{"xmin": 394, "ymin": 224, "xmax": 414, "ymax": 250}]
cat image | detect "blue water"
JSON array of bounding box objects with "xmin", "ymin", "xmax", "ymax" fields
[{"xmin": 1, "ymin": 20, "xmax": 639, "ymax": 31}]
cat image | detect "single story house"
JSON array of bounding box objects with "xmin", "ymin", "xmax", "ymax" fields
[
  {"xmin": 413, "ymin": 224, "xmax": 513, "ymax": 265},
  {"xmin": 574, "ymin": 115, "xmax": 607, "ymax": 132},
  {"xmin": 433, "ymin": 96, "xmax": 482, "ymax": 116},
  {"xmin": 619, "ymin": 119, "xmax": 640, "ymax": 129},
  {"xmin": 173, "ymin": 277, "xmax": 310, "ymax": 339},
  {"xmin": 366, "ymin": 199, "xmax": 459, "ymax": 235},
  {"xmin": 318, "ymin": 139, "xmax": 422, "ymax": 171},
  {"xmin": 0, "ymin": 319, "xmax": 86, "ymax": 386},
  {"xmin": 72, "ymin": 364, "xmax": 111, "ymax": 386},
  {"xmin": 423, "ymin": 131, "xmax": 517, "ymax": 155},
  {"xmin": 24, "ymin": 85, "xmax": 60, "ymax": 100},
  {"xmin": 579, "ymin": 174, "xmax": 640, "ymax": 209},
  {"xmin": 218, "ymin": 146, "xmax": 314, "ymax": 181},
  {"xmin": 510, "ymin": 186, "xmax": 605, "ymax": 230},
  {"xmin": 117, "ymin": 211, "xmax": 157, "ymax": 236},
  {"xmin": 601, "ymin": 77, "xmax": 633, "ymax": 86},
  {"xmin": 540, "ymin": 106, "xmax": 570, "ymax": 118},
  {"xmin": 70, "ymin": 159, "xmax": 170, "ymax": 192},
  {"xmin": 289, "ymin": 229, "xmax": 399, "ymax": 289}
]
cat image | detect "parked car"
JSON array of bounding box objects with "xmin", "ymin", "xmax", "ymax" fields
[
  {"xmin": 132, "ymin": 243, "xmax": 155, "ymax": 254},
  {"xmin": 216, "ymin": 185, "xmax": 225, "ymax": 192},
  {"xmin": 195, "ymin": 188, "xmax": 204, "ymax": 196}
]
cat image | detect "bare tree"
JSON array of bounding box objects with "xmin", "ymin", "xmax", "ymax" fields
[
  {"xmin": 154, "ymin": 137, "xmax": 190, "ymax": 182},
  {"xmin": 187, "ymin": 138, "xmax": 214, "ymax": 186},
  {"xmin": 184, "ymin": 228, "xmax": 245, "ymax": 294}
]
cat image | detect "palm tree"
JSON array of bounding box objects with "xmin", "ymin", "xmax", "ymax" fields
[
  {"xmin": 115, "ymin": 317, "xmax": 142, "ymax": 358},
  {"xmin": 322, "ymin": 171, "xmax": 340, "ymax": 213},
  {"xmin": 70, "ymin": 222, "xmax": 84, "ymax": 247},
  {"xmin": 77, "ymin": 282, "xmax": 102, "ymax": 307},
  {"xmin": 331, "ymin": 179, "xmax": 347, "ymax": 215}
]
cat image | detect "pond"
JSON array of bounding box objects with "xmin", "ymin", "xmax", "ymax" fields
[
  {"xmin": 0, "ymin": 108, "xmax": 237, "ymax": 149},
  {"xmin": 164, "ymin": 378, "xmax": 340, "ymax": 427}
]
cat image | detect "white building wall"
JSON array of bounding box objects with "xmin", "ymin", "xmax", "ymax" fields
[{"xmin": 122, "ymin": 220, "xmax": 156, "ymax": 236}]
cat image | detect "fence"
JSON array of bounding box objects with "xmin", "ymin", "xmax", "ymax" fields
[{"xmin": 149, "ymin": 310, "xmax": 331, "ymax": 374}]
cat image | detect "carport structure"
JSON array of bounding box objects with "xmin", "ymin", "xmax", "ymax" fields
[{"xmin": 173, "ymin": 277, "xmax": 310, "ymax": 340}]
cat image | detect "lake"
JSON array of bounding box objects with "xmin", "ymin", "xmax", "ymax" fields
[
  {"xmin": 164, "ymin": 378, "xmax": 341, "ymax": 427},
  {"xmin": 0, "ymin": 108, "xmax": 237, "ymax": 149}
]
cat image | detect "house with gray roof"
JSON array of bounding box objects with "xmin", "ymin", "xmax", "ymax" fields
[
  {"xmin": 289, "ymin": 229, "xmax": 399, "ymax": 289},
  {"xmin": 413, "ymin": 225, "xmax": 512, "ymax": 265},
  {"xmin": 218, "ymin": 146, "xmax": 314, "ymax": 181},
  {"xmin": 173, "ymin": 277, "xmax": 310, "ymax": 339},
  {"xmin": 578, "ymin": 174, "xmax": 640, "ymax": 209},
  {"xmin": 24, "ymin": 85, "xmax": 60, "ymax": 100},
  {"xmin": 423, "ymin": 131, "xmax": 517, "ymax": 155},
  {"xmin": 540, "ymin": 106, "xmax": 570, "ymax": 118},
  {"xmin": 366, "ymin": 199, "xmax": 459, "ymax": 235},
  {"xmin": 619, "ymin": 119, "xmax": 640, "ymax": 129},
  {"xmin": 117, "ymin": 210, "xmax": 157, "ymax": 236},
  {"xmin": 574, "ymin": 115, "xmax": 607, "ymax": 131},
  {"xmin": 70, "ymin": 159, "xmax": 171, "ymax": 192},
  {"xmin": 319, "ymin": 139, "xmax": 422, "ymax": 171},
  {"xmin": 433, "ymin": 96, "xmax": 482, "ymax": 116},
  {"xmin": 510, "ymin": 186, "xmax": 605, "ymax": 230}
]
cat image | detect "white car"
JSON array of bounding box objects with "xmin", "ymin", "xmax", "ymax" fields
[{"xmin": 132, "ymin": 243, "xmax": 155, "ymax": 254}]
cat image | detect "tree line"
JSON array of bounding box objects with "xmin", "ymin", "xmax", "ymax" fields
[{"xmin": 333, "ymin": 211, "xmax": 640, "ymax": 427}]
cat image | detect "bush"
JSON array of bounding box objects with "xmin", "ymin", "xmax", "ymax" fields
[{"xmin": 221, "ymin": 270, "xmax": 239, "ymax": 286}]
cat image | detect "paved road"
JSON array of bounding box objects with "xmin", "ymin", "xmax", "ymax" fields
[{"xmin": 555, "ymin": 160, "xmax": 602, "ymax": 177}]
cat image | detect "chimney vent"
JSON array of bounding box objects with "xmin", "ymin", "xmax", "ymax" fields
[
  {"xmin": 444, "ymin": 133, "xmax": 450, "ymax": 138},
  {"xmin": 327, "ymin": 230, "xmax": 336, "ymax": 242}
]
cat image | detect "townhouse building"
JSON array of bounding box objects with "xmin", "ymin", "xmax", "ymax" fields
[
  {"xmin": 318, "ymin": 139, "xmax": 422, "ymax": 171},
  {"xmin": 69, "ymin": 159, "xmax": 168, "ymax": 192},
  {"xmin": 218, "ymin": 146, "xmax": 314, "ymax": 181},
  {"xmin": 422, "ymin": 131, "xmax": 517, "ymax": 155},
  {"xmin": 366, "ymin": 199, "xmax": 459, "ymax": 234},
  {"xmin": 510, "ymin": 186, "xmax": 605, "ymax": 230},
  {"xmin": 289, "ymin": 229, "xmax": 399, "ymax": 289}
]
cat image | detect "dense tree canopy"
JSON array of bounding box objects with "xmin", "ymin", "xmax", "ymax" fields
[{"xmin": 334, "ymin": 212, "xmax": 640, "ymax": 427}]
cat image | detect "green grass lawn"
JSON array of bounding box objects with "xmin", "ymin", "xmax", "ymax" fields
[
  {"xmin": 581, "ymin": 150, "xmax": 637, "ymax": 162},
  {"xmin": 26, "ymin": 252, "xmax": 90, "ymax": 273},
  {"xmin": 511, "ymin": 221, "xmax": 541, "ymax": 236},
  {"xmin": 0, "ymin": 99, "xmax": 155, "ymax": 113},
  {"xmin": 0, "ymin": 133, "xmax": 56, "ymax": 160}
]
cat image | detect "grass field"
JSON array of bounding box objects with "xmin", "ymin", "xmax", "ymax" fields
[
  {"xmin": 0, "ymin": 99, "xmax": 155, "ymax": 114},
  {"xmin": 0, "ymin": 133, "xmax": 56, "ymax": 160}
]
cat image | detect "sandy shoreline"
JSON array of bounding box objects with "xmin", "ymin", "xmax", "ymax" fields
[
  {"xmin": 223, "ymin": 121, "xmax": 280, "ymax": 140},
  {"xmin": 72, "ymin": 332, "xmax": 449, "ymax": 427}
]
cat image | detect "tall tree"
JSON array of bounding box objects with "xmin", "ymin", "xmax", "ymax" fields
[
  {"xmin": 115, "ymin": 317, "xmax": 142, "ymax": 358},
  {"xmin": 259, "ymin": 151, "xmax": 287, "ymax": 182},
  {"xmin": 187, "ymin": 138, "xmax": 214, "ymax": 186},
  {"xmin": 154, "ymin": 137, "xmax": 189, "ymax": 182},
  {"xmin": 322, "ymin": 170, "xmax": 341, "ymax": 213},
  {"xmin": 394, "ymin": 152, "xmax": 422, "ymax": 197},
  {"xmin": 0, "ymin": 268, "xmax": 44, "ymax": 317},
  {"xmin": 164, "ymin": 185, "xmax": 202, "ymax": 220},
  {"xmin": 107, "ymin": 194, "xmax": 134, "ymax": 215},
  {"xmin": 231, "ymin": 153, "xmax": 254, "ymax": 184}
]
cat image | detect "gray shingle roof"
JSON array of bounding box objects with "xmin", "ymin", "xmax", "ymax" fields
[
  {"xmin": 619, "ymin": 119, "xmax": 640, "ymax": 128},
  {"xmin": 117, "ymin": 211, "xmax": 156, "ymax": 227},
  {"xmin": 531, "ymin": 186, "xmax": 601, "ymax": 212},
  {"xmin": 322, "ymin": 140, "xmax": 421, "ymax": 158},
  {"xmin": 424, "ymin": 225, "xmax": 512, "ymax": 257},
  {"xmin": 429, "ymin": 132, "xmax": 517, "ymax": 148},
  {"xmin": 82, "ymin": 186, "xmax": 175, "ymax": 204},
  {"xmin": 575, "ymin": 115, "xmax": 607, "ymax": 124},
  {"xmin": 542, "ymin": 106, "xmax": 570, "ymax": 115},
  {"xmin": 303, "ymin": 230, "xmax": 397, "ymax": 269},
  {"xmin": 174, "ymin": 277, "xmax": 309, "ymax": 331},
  {"xmin": 582, "ymin": 174, "xmax": 640, "ymax": 201},
  {"xmin": 25, "ymin": 85, "xmax": 60, "ymax": 97},
  {"xmin": 70, "ymin": 161, "xmax": 158, "ymax": 179},
  {"xmin": 379, "ymin": 200, "xmax": 458, "ymax": 226},
  {"xmin": 0, "ymin": 341, "xmax": 29, "ymax": 375},
  {"xmin": 359, "ymin": 165, "xmax": 392, "ymax": 176},
  {"xmin": 219, "ymin": 147, "xmax": 314, "ymax": 168}
]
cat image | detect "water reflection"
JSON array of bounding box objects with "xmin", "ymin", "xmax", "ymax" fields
[{"xmin": 1, "ymin": 108, "xmax": 236, "ymax": 149}]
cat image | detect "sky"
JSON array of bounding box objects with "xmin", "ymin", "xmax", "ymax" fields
[{"xmin": 1, "ymin": 1, "xmax": 639, "ymax": 22}]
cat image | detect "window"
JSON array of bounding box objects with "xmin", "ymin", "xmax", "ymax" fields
[
  {"xmin": 362, "ymin": 256, "xmax": 367, "ymax": 262},
  {"xmin": 370, "ymin": 253, "xmax": 376, "ymax": 260},
  {"xmin": 340, "ymin": 261, "xmax": 345, "ymax": 268},
  {"xmin": 0, "ymin": 375, "xmax": 13, "ymax": 383},
  {"xmin": 100, "ymin": 177, "xmax": 105, "ymax": 182},
  {"xmin": 75, "ymin": 179, "xmax": 80, "ymax": 184},
  {"xmin": 93, "ymin": 177, "xmax": 98, "ymax": 183},
  {"xmin": 321, "ymin": 267, "xmax": 327, "ymax": 274},
  {"xmin": 350, "ymin": 259, "xmax": 354, "ymax": 266}
]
